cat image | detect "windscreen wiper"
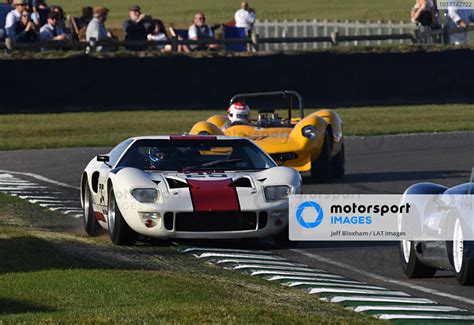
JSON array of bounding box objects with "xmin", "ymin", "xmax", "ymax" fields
[{"xmin": 182, "ymin": 159, "xmax": 242, "ymax": 173}]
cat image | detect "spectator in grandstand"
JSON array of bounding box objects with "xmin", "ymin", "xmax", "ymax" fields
[
  {"xmin": 147, "ymin": 19, "xmax": 168, "ymax": 50},
  {"xmin": 70, "ymin": 6, "xmax": 92, "ymax": 41},
  {"xmin": 147, "ymin": 19, "xmax": 190, "ymax": 53},
  {"xmin": 234, "ymin": 1, "xmax": 256, "ymax": 32},
  {"xmin": 123, "ymin": 5, "xmax": 152, "ymax": 41},
  {"xmin": 86, "ymin": 6, "xmax": 115, "ymax": 52},
  {"xmin": 50, "ymin": 5, "xmax": 65, "ymax": 29},
  {"xmin": 446, "ymin": 6, "xmax": 474, "ymax": 45},
  {"xmin": 76, "ymin": 6, "xmax": 93, "ymax": 30},
  {"xmin": 31, "ymin": 0, "xmax": 49, "ymax": 27},
  {"xmin": 5, "ymin": 0, "xmax": 28, "ymax": 40},
  {"xmin": 188, "ymin": 11, "xmax": 218, "ymax": 50},
  {"xmin": 411, "ymin": 0, "xmax": 437, "ymax": 43},
  {"xmin": 14, "ymin": 9, "xmax": 36, "ymax": 42},
  {"xmin": 39, "ymin": 11, "xmax": 69, "ymax": 41}
]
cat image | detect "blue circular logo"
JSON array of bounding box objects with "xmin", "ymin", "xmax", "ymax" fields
[{"xmin": 296, "ymin": 201, "xmax": 324, "ymax": 229}]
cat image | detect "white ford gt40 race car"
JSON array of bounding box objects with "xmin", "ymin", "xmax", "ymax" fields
[{"xmin": 81, "ymin": 135, "xmax": 301, "ymax": 246}]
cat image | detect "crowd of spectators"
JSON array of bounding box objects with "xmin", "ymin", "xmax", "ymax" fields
[
  {"xmin": 2, "ymin": 0, "xmax": 257, "ymax": 52},
  {"xmin": 411, "ymin": 0, "xmax": 474, "ymax": 45},
  {"xmin": 3, "ymin": 0, "xmax": 474, "ymax": 51}
]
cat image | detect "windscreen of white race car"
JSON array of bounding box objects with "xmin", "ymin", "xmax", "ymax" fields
[{"xmin": 116, "ymin": 139, "xmax": 276, "ymax": 171}]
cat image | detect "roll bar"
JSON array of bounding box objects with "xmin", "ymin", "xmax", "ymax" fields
[{"xmin": 229, "ymin": 90, "xmax": 304, "ymax": 120}]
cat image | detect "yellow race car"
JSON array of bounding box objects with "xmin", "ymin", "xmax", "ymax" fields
[{"xmin": 190, "ymin": 91, "xmax": 345, "ymax": 182}]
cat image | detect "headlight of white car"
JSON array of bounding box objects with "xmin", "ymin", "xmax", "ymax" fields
[
  {"xmin": 264, "ymin": 186, "xmax": 291, "ymax": 201},
  {"xmin": 302, "ymin": 125, "xmax": 318, "ymax": 139},
  {"xmin": 131, "ymin": 188, "xmax": 158, "ymax": 203}
]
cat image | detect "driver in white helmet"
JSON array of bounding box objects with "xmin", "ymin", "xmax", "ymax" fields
[{"xmin": 223, "ymin": 102, "xmax": 250, "ymax": 129}]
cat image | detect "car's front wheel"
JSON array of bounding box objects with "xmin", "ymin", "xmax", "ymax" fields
[
  {"xmin": 83, "ymin": 180, "xmax": 101, "ymax": 236},
  {"xmin": 331, "ymin": 143, "xmax": 345, "ymax": 178},
  {"xmin": 399, "ymin": 240, "xmax": 437, "ymax": 278},
  {"xmin": 107, "ymin": 185, "xmax": 138, "ymax": 246},
  {"xmin": 450, "ymin": 219, "xmax": 474, "ymax": 285},
  {"xmin": 310, "ymin": 131, "xmax": 332, "ymax": 182}
]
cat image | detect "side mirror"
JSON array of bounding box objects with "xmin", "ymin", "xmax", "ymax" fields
[{"xmin": 97, "ymin": 155, "xmax": 110, "ymax": 163}]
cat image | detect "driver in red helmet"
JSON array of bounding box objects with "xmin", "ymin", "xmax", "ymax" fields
[{"xmin": 223, "ymin": 102, "xmax": 250, "ymax": 129}]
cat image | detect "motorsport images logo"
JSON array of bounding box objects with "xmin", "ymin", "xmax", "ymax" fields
[
  {"xmin": 290, "ymin": 194, "xmax": 474, "ymax": 241},
  {"xmin": 295, "ymin": 199, "xmax": 412, "ymax": 229},
  {"xmin": 296, "ymin": 201, "xmax": 324, "ymax": 229}
]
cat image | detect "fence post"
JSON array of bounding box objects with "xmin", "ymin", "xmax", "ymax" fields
[
  {"xmin": 411, "ymin": 29, "xmax": 419, "ymax": 44},
  {"xmin": 377, "ymin": 20, "xmax": 383, "ymax": 46},
  {"xmin": 354, "ymin": 20, "xmax": 360, "ymax": 46},
  {"xmin": 442, "ymin": 27, "xmax": 449, "ymax": 45},
  {"xmin": 251, "ymin": 33, "xmax": 260, "ymax": 52},
  {"xmin": 323, "ymin": 19, "xmax": 328, "ymax": 48},
  {"xmin": 313, "ymin": 19, "xmax": 318, "ymax": 50},
  {"xmin": 171, "ymin": 37, "xmax": 178, "ymax": 52},
  {"xmin": 330, "ymin": 31, "xmax": 339, "ymax": 46},
  {"xmin": 387, "ymin": 20, "xmax": 393, "ymax": 45}
]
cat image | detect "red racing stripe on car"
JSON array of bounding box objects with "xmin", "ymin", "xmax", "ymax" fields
[
  {"xmin": 187, "ymin": 179, "xmax": 240, "ymax": 212},
  {"xmin": 95, "ymin": 212, "xmax": 106, "ymax": 222}
]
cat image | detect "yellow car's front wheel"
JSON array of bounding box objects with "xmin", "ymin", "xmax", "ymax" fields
[
  {"xmin": 331, "ymin": 143, "xmax": 345, "ymax": 178},
  {"xmin": 310, "ymin": 131, "xmax": 332, "ymax": 182}
]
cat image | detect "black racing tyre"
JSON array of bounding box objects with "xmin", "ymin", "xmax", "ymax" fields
[
  {"xmin": 331, "ymin": 143, "xmax": 345, "ymax": 178},
  {"xmin": 272, "ymin": 226, "xmax": 298, "ymax": 248},
  {"xmin": 107, "ymin": 186, "xmax": 138, "ymax": 246},
  {"xmin": 399, "ymin": 241, "xmax": 437, "ymax": 278},
  {"xmin": 453, "ymin": 241, "xmax": 474, "ymax": 285},
  {"xmin": 310, "ymin": 131, "xmax": 332, "ymax": 182},
  {"xmin": 83, "ymin": 180, "xmax": 102, "ymax": 236},
  {"xmin": 447, "ymin": 219, "xmax": 474, "ymax": 285}
]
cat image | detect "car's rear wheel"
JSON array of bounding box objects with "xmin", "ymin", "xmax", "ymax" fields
[
  {"xmin": 331, "ymin": 143, "xmax": 345, "ymax": 178},
  {"xmin": 449, "ymin": 219, "xmax": 474, "ymax": 285},
  {"xmin": 272, "ymin": 226, "xmax": 298, "ymax": 248},
  {"xmin": 399, "ymin": 240, "xmax": 437, "ymax": 278},
  {"xmin": 107, "ymin": 186, "xmax": 138, "ymax": 246},
  {"xmin": 83, "ymin": 180, "xmax": 101, "ymax": 236},
  {"xmin": 310, "ymin": 131, "xmax": 332, "ymax": 182}
]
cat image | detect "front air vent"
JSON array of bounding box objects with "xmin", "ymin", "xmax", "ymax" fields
[
  {"xmin": 258, "ymin": 212, "xmax": 268, "ymax": 229},
  {"xmin": 166, "ymin": 178, "xmax": 189, "ymax": 189},
  {"xmin": 175, "ymin": 212, "xmax": 257, "ymax": 232},
  {"xmin": 164, "ymin": 212, "xmax": 174, "ymax": 230},
  {"xmin": 230, "ymin": 177, "xmax": 252, "ymax": 188},
  {"xmin": 91, "ymin": 172, "xmax": 100, "ymax": 193}
]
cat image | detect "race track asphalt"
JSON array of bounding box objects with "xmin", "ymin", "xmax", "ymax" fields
[{"xmin": 0, "ymin": 131, "xmax": 473, "ymax": 310}]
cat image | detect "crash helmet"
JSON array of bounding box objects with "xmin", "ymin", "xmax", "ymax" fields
[
  {"xmin": 148, "ymin": 147, "xmax": 170, "ymax": 163},
  {"xmin": 227, "ymin": 102, "xmax": 250, "ymax": 124}
]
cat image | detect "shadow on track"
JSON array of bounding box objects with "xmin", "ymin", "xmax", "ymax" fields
[{"xmin": 0, "ymin": 299, "xmax": 55, "ymax": 315}]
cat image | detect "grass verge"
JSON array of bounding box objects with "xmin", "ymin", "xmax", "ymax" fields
[
  {"xmin": 0, "ymin": 104, "xmax": 473, "ymax": 150},
  {"xmin": 0, "ymin": 193, "xmax": 380, "ymax": 323}
]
